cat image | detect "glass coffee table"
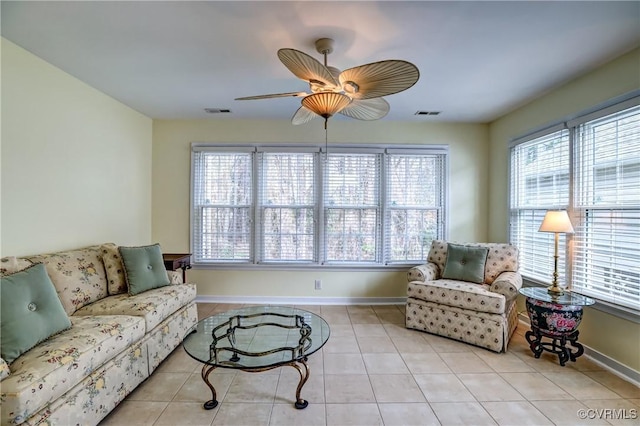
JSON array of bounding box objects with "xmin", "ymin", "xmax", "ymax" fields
[{"xmin": 182, "ymin": 305, "xmax": 330, "ymax": 410}]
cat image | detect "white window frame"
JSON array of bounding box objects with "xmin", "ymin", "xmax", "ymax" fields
[
  {"xmin": 191, "ymin": 143, "xmax": 449, "ymax": 270},
  {"xmin": 509, "ymin": 91, "xmax": 640, "ymax": 320}
]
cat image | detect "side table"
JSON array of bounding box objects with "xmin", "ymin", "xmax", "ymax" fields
[
  {"xmin": 163, "ymin": 253, "xmax": 192, "ymax": 283},
  {"xmin": 519, "ymin": 287, "xmax": 595, "ymax": 366}
]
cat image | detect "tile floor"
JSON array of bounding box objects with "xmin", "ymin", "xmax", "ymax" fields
[{"xmin": 100, "ymin": 303, "xmax": 640, "ymax": 425}]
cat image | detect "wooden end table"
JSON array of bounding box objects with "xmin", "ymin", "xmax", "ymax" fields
[{"xmin": 163, "ymin": 253, "xmax": 192, "ymax": 282}]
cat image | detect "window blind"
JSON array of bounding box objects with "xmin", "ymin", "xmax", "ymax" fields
[
  {"xmin": 324, "ymin": 153, "xmax": 381, "ymax": 264},
  {"xmin": 385, "ymin": 154, "xmax": 445, "ymax": 263},
  {"xmin": 192, "ymin": 151, "xmax": 253, "ymax": 262},
  {"xmin": 509, "ymin": 129, "xmax": 571, "ymax": 284},
  {"xmin": 572, "ymin": 105, "xmax": 640, "ymax": 309},
  {"xmin": 258, "ymin": 152, "xmax": 317, "ymax": 263}
]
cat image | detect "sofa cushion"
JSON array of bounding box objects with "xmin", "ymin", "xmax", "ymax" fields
[
  {"xmin": 0, "ymin": 357, "xmax": 10, "ymax": 380},
  {"xmin": 27, "ymin": 245, "xmax": 109, "ymax": 315},
  {"xmin": 442, "ymin": 243, "xmax": 489, "ymax": 284},
  {"xmin": 0, "ymin": 315, "xmax": 145, "ymax": 426},
  {"xmin": 72, "ymin": 283, "xmax": 197, "ymax": 331},
  {"xmin": 119, "ymin": 244, "xmax": 170, "ymax": 295},
  {"xmin": 1, "ymin": 263, "xmax": 72, "ymax": 363},
  {"xmin": 100, "ymin": 243, "xmax": 128, "ymax": 295},
  {"xmin": 0, "ymin": 256, "xmax": 33, "ymax": 276},
  {"xmin": 407, "ymin": 279, "xmax": 506, "ymax": 315}
]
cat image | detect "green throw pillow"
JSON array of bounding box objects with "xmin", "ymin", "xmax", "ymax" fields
[
  {"xmin": 119, "ymin": 244, "xmax": 170, "ymax": 296},
  {"xmin": 441, "ymin": 243, "xmax": 489, "ymax": 284},
  {"xmin": 1, "ymin": 263, "xmax": 72, "ymax": 363}
]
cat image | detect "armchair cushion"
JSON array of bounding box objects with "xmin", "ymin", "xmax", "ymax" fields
[
  {"xmin": 408, "ymin": 279, "xmax": 506, "ymax": 315},
  {"xmin": 442, "ymin": 243, "xmax": 489, "ymax": 284}
]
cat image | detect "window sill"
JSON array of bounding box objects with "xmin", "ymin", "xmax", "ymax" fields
[{"xmin": 522, "ymin": 279, "xmax": 640, "ymax": 324}]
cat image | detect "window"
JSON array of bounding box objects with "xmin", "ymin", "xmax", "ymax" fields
[
  {"xmin": 191, "ymin": 145, "xmax": 448, "ymax": 268},
  {"xmin": 509, "ymin": 95, "xmax": 640, "ymax": 311}
]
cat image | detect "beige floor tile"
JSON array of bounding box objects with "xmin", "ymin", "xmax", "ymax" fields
[
  {"xmin": 349, "ymin": 312, "xmax": 381, "ymax": 324},
  {"xmin": 414, "ymin": 374, "xmax": 476, "ymax": 402},
  {"xmin": 294, "ymin": 305, "xmax": 322, "ymax": 314},
  {"xmin": 210, "ymin": 402, "xmax": 272, "ymax": 426},
  {"xmin": 542, "ymin": 370, "xmax": 622, "ymax": 400},
  {"xmin": 277, "ymin": 368, "xmax": 325, "ymax": 405},
  {"xmin": 353, "ymin": 323, "xmax": 388, "ymax": 337},
  {"xmin": 481, "ymin": 401, "xmax": 552, "ymax": 425},
  {"xmin": 363, "ymin": 353, "xmax": 410, "ymax": 374},
  {"xmin": 423, "ymin": 334, "xmax": 475, "ymax": 353},
  {"xmin": 127, "ymin": 372, "xmax": 190, "ymax": 401},
  {"xmin": 383, "ymin": 323, "xmax": 423, "ymax": 339},
  {"xmin": 377, "ymin": 311, "xmax": 406, "ymax": 324},
  {"xmin": 322, "ymin": 336, "xmax": 361, "ymax": 353},
  {"xmin": 269, "ymin": 403, "xmax": 326, "ymax": 426},
  {"xmin": 321, "ymin": 312, "xmax": 352, "ymax": 325},
  {"xmin": 306, "ymin": 349, "xmax": 324, "ymax": 375},
  {"xmin": 372, "ymin": 305, "xmax": 403, "ymax": 314},
  {"xmin": 324, "ymin": 373, "xmax": 376, "ymax": 403},
  {"xmin": 99, "ymin": 401, "xmax": 168, "ymax": 426},
  {"xmin": 457, "ymin": 373, "xmax": 525, "ymax": 402},
  {"xmin": 440, "ymin": 352, "xmax": 494, "ymax": 373},
  {"xmin": 356, "ymin": 335, "xmax": 397, "ymax": 353},
  {"xmin": 629, "ymin": 398, "xmax": 640, "ymax": 407},
  {"xmin": 326, "ymin": 403, "xmax": 383, "ymax": 426},
  {"xmin": 154, "ymin": 401, "xmax": 215, "ymax": 426},
  {"xmin": 582, "ymin": 399, "xmax": 640, "ymax": 426},
  {"xmin": 347, "ymin": 305, "xmax": 375, "ymax": 314},
  {"xmin": 224, "ymin": 373, "xmax": 279, "ymax": 403},
  {"xmin": 174, "ymin": 373, "xmax": 234, "ymax": 404},
  {"xmin": 369, "ymin": 374, "xmax": 426, "ymax": 403},
  {"xmin": 532, "ymin": 400, "xmax": 610, "ymax": 425},
  {"xmin": 392, "ymin": 335, "xmax": 436, "ymax": 353},
  {"xmin": 378, "ymin": 402, "xmax": 440, "ymax": 426},
  {"xmin": 585, "ymin": 371, "xmax": 640, "ymax": 399},
  {"xmin": 327, "ymin": 323, "xmax": 356, "ymax": 337},
  {"xmin": 471, "ymin": 350, "xmax": 536, "ymax": 373},
  {"xmin": 323, "ymin": 353, "xmax": 367, "ymax": 375},
  {"xmin": 430, "ymin": 401, "xmax": 497, "ymax": 425},
  {"xmin": 499, "ymin": 372, "xmax": 573, "ymax": 401},
  {"xmin": 321, "ymin": 305, "xmax": 348, "ymax": 314},
  {"xmin": 156, "ymin": 347, "xmax": 205, "ymax": 374},
  {"xmin": 401, "ymin": 352, "xmax": 451, "ymax": 374}
]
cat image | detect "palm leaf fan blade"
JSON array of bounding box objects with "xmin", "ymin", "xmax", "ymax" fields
[
  {"xmin": 277, "ymin": 48, "xmax": 339, "ymax": 88},
  {"xmin": 339, "ymin": 60, "xmax": 419, "ymax": 100},
  {"xmin": 339, "ymin": 98, "xmax": 390, "ymax": 121}
]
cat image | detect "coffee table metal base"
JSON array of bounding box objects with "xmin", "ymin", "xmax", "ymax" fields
[{"xmin": 200, "ymin": 357, "xmax": 310, "ymax": 410}]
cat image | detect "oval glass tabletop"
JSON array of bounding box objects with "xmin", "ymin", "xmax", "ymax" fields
[{"xmin": 183, "ymin": 305, "xmax": 330, "ymax": 370}]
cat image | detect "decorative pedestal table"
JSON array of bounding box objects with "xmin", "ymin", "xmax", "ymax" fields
[{"xmin": 519, "ymin": 287, "xmax": 595, "ymax": 366}]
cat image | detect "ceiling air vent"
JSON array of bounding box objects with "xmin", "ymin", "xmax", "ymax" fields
[
  {"xmin": 204, "ymin": 108, "xmax": 232, "ymax": 114},
  {"xmin": 415, "ymin": 111, "xmax": 441, "ymax": 116}
]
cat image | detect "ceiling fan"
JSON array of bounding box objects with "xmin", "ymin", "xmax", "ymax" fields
[{"xmin": 235, "ymin": 38, "xmax": 420, "ymax": 127}]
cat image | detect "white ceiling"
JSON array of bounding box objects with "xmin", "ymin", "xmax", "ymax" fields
[{"xmin": 2, "ymin": 1, "xmax": 639, "ymax": 123}]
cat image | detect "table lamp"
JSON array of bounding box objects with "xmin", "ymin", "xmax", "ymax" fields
[{"xmin": 538, "ymin": 210, "xmax": 574, "ymax": 295}]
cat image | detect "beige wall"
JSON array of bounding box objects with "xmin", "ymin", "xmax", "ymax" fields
[
  {"xmin": 491, "ymin": 49, "xmax": 640, "ymax": 372},
  {"xmin": 1, "ymin": 39, "xmax": 153, "ymax": 256},
  {"xmin": 152, "ymin": 119, "xmax": 489, "ymax": 299}
]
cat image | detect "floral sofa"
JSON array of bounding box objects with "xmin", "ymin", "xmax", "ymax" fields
[
  {"xmin": 406, "ymin": 240, "xmax": 522, "ymax": 352},
  {"xmin": 0, "ymin": 244, "xmax": 198, "ymax": 426}
]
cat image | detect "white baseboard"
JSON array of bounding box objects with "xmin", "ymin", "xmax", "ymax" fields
[
  {"xmin": 194, "ymin": 295, "xmax": 407, "ymax": 306},
  {"xmin": 517, "ymin": 315, "xmax": 640, "ymax": 387}
]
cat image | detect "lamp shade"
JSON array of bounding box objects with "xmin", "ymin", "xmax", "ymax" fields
[
  {"xmin": 301, "ymin": 92, "xmax": 351, "ymax": 119},
  {"xmin": 539, "ymin": 210, "xmax": 574, "ymax": 234}
]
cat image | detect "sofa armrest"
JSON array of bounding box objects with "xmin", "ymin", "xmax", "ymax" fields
[
  {"xmin": 489, "ymin": 271, "xmax": 522, "ymax": 302},
  {"xmin": 167, "ymin": 270, "xmax": 183, "ymax": 285},
  {"xmin": 407, "ymin": 263, "xmax": 439, "ymax": 283},
  {"xmin": 0, "ymin": 357, "xmax": 10, "ymax": 381}
]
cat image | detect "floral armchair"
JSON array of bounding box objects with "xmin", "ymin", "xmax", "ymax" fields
[{"xmin": 406, "ymin": 240, "xmax": 522, "ymax": 352}]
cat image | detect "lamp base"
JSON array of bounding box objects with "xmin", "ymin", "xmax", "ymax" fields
[{"xmin": 547, "ymin": 284, "xmax": 565, "ymax": 296}]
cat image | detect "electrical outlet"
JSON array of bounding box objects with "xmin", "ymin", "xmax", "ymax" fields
[{"xmin": 314, "ymin": 279, "xmax": 322, "ymax": 290}]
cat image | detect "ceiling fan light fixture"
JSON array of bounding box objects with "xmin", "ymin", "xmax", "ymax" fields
[{"xmin": 301, "ymin": 92, "xmax": 351, "ymax": 119}]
